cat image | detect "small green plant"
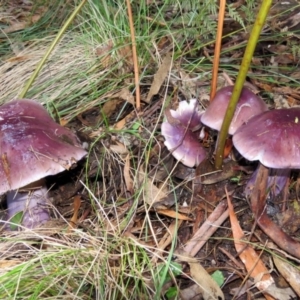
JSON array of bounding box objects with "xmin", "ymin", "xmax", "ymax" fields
[
  {"xmin": 230, "ymin": 174, "xmax": 242, "ymax": 184},
  {"xmin": 211, "ymin": 270, "xmax": 225, "ymax": 287}
]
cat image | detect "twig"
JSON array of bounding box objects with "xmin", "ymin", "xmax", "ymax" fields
[
  {"xmin": 210, "ymin": 0, "xmax": 226, "ymax": 101},
  {"xmin": 126, "ymin": 0, "xmax": 141, "ymax": 111},
  {"xmin": 184, "ymin": 200, "xmax": 229, "ymax": 257}
]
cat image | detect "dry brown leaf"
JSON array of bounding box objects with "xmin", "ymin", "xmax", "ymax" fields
[
  {"xmin": 188, "ymin": 260, "xmax": 224, "ymax": 300},
  {"xmin": 180, "ymin": 284, "xmax": 205, "ymax": 300},
  {"xmin": 114, "ymin": 110, "xmax": 136, "ymax": 130},
  {"xmin": 78, "ymin": 88, "xmax": 134, "ymax": 127},
  {"xmin": 3, "ymin": 22, "xmax": 28, "ymax": 33},
  {"xmin": 0, "ymin": 259, "xmax": 22, "ymax": 269},
  {"xmin": 226, "ymin": 188, "xmax": 275, "ymax": 299},
  {"xmin": 101, "ymin": 99, "xmax": 123, "ymax": 118},
  {"xmin": 59, "ymin": 118, "xmax": 69, "ymax": 126},
  {"xmin": 68, "ymin": 195, "xmax": 81, "ymax": 231},
  {"xmin": 124, "ymin": 154, "xmax": 134, "ymax": 193},
  {"xmin": 110, "ymin": 141, "xmax": 129, "ymax": 155},
  {"xmin": 114, "ymin": 117, "xmax": 127, "ymax": 130},
  {"xmin": 118, "ymin": 44, "xmax": 134, "ymax": 69},
  {"xmin": 3, "ymin": 7, "xmax": 44, "ymax": 34},
  {"xmin": 156, "ymin": 209, "xmax": 193, "ymax": 221},
  {"xmin": 178, "ymin": 70, "xmax": 198, "ymax": 99},
  {"xmin": 175, "ymin": 253, "xmax": 224, "ymax": 299},
  {"xmin": 113, "ymin": 87, "xmax": 135, "ymax": 105},
  {"xmin": 145, "ymin": 53, "xmax": 172, "ymax": 103},
  {"xmin": 138, "ymin": 170, "xmax": 168, "ymax": 205},
  {"xmin": 95, "ymin": 41, "xmax": 113, "ymax": 67}
]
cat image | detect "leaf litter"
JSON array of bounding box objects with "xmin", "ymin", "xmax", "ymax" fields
[{"xmin": 2, "ymin": 1, "xmax": 300, "ymax": 299}]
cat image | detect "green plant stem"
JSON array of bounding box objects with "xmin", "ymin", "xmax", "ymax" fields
[
  {"xmin": 18, "ymin": 0, "xmax": 88, "ymax": 99},
  {"xmin": 214, "ymin": 0, "xmax": 272, "ymax": 169}
]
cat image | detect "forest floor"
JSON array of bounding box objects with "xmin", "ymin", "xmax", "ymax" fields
[{"xmin": 1, "ymin": 0, "xmax": 300, "ymax": 299}]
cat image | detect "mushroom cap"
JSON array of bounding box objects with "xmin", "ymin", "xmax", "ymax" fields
[
  {"xmin": 233, "ymin": 108, "xmax": 300, "ymax": 168},
  {"xmin": 0, "ymin": 100, "xmax": 87, "ymax": 194},
  {"xmin": 161, "ymin": 99, "xmax": 206, "ymax": 167},
  {"xmin": 201, "ymin": 86, "xmax": 268, "ymax": 134}
]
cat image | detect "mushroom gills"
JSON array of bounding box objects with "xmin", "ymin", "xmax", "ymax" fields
[{"xmin": 7, "ymin": 179, "xmax": 50, "ymax": 229}]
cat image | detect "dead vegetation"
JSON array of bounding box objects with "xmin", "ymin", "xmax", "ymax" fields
[{"xmin": 1, "ymin": 0, "xmax": 300, "ymax": 299}]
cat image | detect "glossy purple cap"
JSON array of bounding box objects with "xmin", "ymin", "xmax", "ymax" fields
[
  {"xmin": 201, "ymin": 86, "xmax": 268, "ymax": 134},
  {"xmin": 0, "ymin": 100, "xmax": 87, "ymax": 194},
  {"xmin": 161, "ymin": 99, "xmax": 206, "ymax": 167},
  {"xmin": 233, "ymin": 108, "xmax": 300, "ymax": 168}
]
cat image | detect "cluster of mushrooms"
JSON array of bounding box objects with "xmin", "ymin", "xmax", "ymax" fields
[
  {"xmin": 1, "ymin": 89, "xmax": 297, "ymax": 232},
  {"xmin": 0, "ymin": 100, "xmax": 87, "ymax": 230},
  {"xmin": 162, "ymin": 85, "xmax": 299, "ymax": 197}
]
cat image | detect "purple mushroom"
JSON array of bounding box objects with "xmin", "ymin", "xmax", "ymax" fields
[
  {"xmin": 201, "ymin": 86, "xmax": 268, "ymax": 135},
  {"xmin": 0, "ymin": 100, "xmax": 87, "ymax": 229},
  {"xmin": 232, "ymin": 108, "xmax": 300, "ymax": 197},
  {"xmin": 244, "ymin": 167, "xmax": 290, "ymax": 198},
  {"xmin": 161, "ymin": 99, "xmax": 206, "ymax": 167}
]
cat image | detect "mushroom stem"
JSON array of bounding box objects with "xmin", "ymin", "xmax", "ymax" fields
[
  {"xmin": 250, "ymin": 164, "xmax": 300, "ymax": 259},
  {"xmin": 7, "ymin": 179, "xmax": 50, "ymax": 229},
  {"xmin": 245, "ymin": 167, "xmax": 290, "ymax": 198}
]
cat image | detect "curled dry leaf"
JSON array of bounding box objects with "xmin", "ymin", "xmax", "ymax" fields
[
  {"xmin": 124, "ymin": 154, "xmax": 134, "ymax": 194},
  {"xmin": 114, "ymin": 110, "xmax": 137, "ymax": 130},
  {"xmin": 109, "ymin": 141, "xmax": 129, "ymax": 155},
  {"xmin": 145, "ymin": 53, "xmax": 172, "ymax": 103},
  {"xmin": 111, "ymin": 87, "xmax": 135, "ymax": 105},
  {"xmin": 138, "ymin": 168, "xmax": 168, "ymax": 206}
]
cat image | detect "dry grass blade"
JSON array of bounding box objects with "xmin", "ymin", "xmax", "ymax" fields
[
  {"xmin": 19, "ymin": 0, "xmax": 88, "ymax": 98},
  {"xmin": 0, "ymin": 35, "xmax": 107, "ymax": 118},
  {"xmin": 126, "ymin": 0, "xmax": 141, "ymax": 110},
  {"xmin": 210, "ymin": 0, "xmax": 226, "ymax": 100}
]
